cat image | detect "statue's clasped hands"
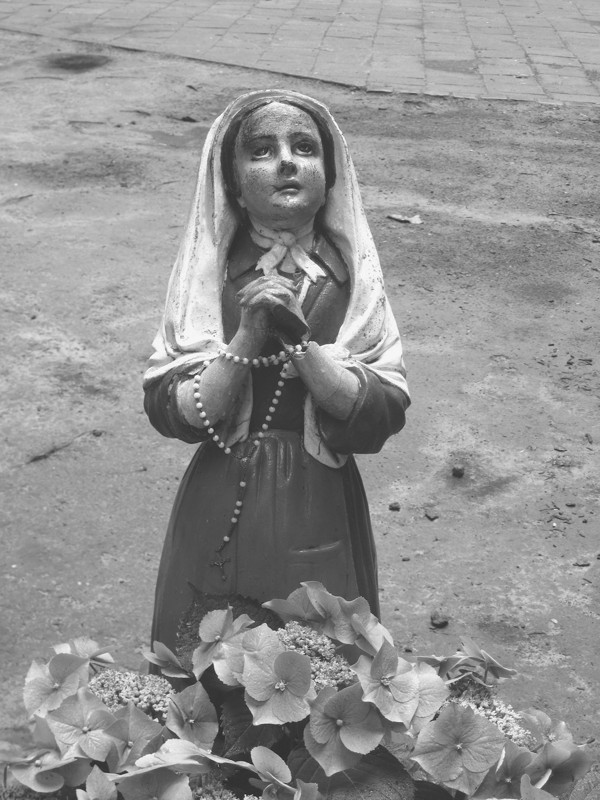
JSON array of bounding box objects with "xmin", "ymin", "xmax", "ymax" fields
[{"xmin": 236, "ymin": 275, "xmax": 310, "ymax": 345}]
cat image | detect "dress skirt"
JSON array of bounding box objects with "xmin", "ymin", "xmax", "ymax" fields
[{"xmin": 151, "ymin": 430, "xmax": 379, "ymax": 652}]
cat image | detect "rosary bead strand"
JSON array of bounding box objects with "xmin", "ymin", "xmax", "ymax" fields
[
  {"xmin": 217, "ymin": 347, "xmax": 291, "ymax": 366},
  {"xmin": 193, "ymin": 340, "xmax": 310, "ymax": 579}
]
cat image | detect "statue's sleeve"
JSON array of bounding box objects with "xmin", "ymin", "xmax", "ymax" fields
[
  {"xmin": 144, "ymin": 373, "xmax": 207, "ymax": 444},
  {"xmin": 315, "ymin": 364, "xmax": 409, "ymax": 455}
]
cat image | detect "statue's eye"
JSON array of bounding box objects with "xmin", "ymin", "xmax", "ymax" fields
[
  {"xmin": 295, "ymin": 140, "xmax": 314, "ymax": 155},
  {"xmin": 252, "ymin": 145, "xmax": 271, "ymax": 158}
]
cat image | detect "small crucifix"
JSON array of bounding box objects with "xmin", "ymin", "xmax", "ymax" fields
[{"xmin": 210, "ymin": 555, "xmax": 231, "ymax": 581}]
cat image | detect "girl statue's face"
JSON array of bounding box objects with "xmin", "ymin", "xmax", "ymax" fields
[{"xmin": 233, "ymin": 102, "xmax": 327, "ymax": 231}]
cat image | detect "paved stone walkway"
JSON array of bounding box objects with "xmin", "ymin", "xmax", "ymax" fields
[{"xmin": 1, "ymin": 0, "xmax": 600, "ymax": 103}]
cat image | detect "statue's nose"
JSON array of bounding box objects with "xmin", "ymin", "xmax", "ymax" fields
[{"xmin": 279, "ymin": 159, "xmax": 297, "ymax": 176}]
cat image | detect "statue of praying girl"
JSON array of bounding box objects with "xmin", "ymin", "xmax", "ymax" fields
[{"xmin": 143, "ymin": 90, "xmax": 410, "ymax": 651}]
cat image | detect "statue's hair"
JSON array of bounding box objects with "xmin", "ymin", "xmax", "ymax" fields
[{"xmin": 220, "ymin": 97, "xmax": 336, "ymax": 200}]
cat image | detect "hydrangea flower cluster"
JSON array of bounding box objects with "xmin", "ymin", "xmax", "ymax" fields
[
  {"xmin": 7, "ymin": 586, "xmax": 593, "ymax": 800},
  {"xmin": 277, "ymin": 620, "xmax": 355, "ymax": 691},
  {"xmin": 0, "ymin": 786, "xmax": 58, "ymax": 800},
  {"xmin": 191, "ymin": 772, "xmax": 239, "ymax": 800},
  {"xmin": 88, "ymin": 668, "xmax": 172, "ymax": 719},
  {"xmin": 454, "ymin": 693, "xmax": 536, "ymax": 748}
]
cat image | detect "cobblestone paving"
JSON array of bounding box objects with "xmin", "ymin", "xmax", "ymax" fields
[{"xmin": 1, "ymin": 0, "xmax": 599, "ymax": 102}]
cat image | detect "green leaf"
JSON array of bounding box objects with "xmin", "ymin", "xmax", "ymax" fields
[
  {"xmin": 413, "ymin": 780, "xmax": 454, "ymax": 800},
  {"xmin": 417, "ymin": 654, "xmax": 473, "ymax": 682},
  {"xmin": 411, "ymin": 703, "xmax": 505, "ymax": 795},
  {"xmin": 290, "ymin": 744, "xmax": 415, "ymax": 800},
  {"xmin": 144, "ymin": 642, "xmax": 190, "ymax": 679},
  {"xmin": 221, "ymin": 691, "xmax": 281, "ymax": 759},
  {"xmin": 153, "ymin": 641, "xmax": 185, "ymax": 667},
  {"xmin": 166, "ymin": 682, "xmax": 218, "ymax": 750},
  {"xmin": 117, "ymin": 768, "xmax": 192, "ymax": 800},
  {"xmin": 457, "ymin": 639, "xmax": 517, "ymax": 685},
  {"xmin": 251, "ymin": 746, "xmax": 292, "ymax": 786}
]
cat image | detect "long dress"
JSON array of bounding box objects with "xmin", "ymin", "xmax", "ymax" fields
[{"xmin": 144, "ymin": 228, "xmax": 408, "ymax": 652}]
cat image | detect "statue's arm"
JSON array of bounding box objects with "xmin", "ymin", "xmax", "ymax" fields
[
  {"xmin": 143, "ymin": 372, "xmax": 205, "ymax": 443},
  {"xmin": 291, "ymin": 342, "xmax": 360, "ymax": 420},
  {"xmin": 144, "ymin": 317, "xmax": 268, "ymax": 441},
  {"xmin": 298, "ymin": 353, "xmax": 409, "ymax": 454},
  {"xmin": 173, "ymin": 324, "xmax": 266, "ymax": 428}
]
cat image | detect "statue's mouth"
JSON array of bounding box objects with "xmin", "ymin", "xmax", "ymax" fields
[{"xmin": 276, "ymin": 179, "xmax": 301, "ymax": 191}]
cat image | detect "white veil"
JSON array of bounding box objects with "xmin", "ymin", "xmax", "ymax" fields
[{"xmin": 144, "ymin": 90, "xmax": 408, "ymax": 467}]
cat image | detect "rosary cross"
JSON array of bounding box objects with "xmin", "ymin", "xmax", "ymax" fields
[{"xmin": 210, "ymin": 555, "xmax": 231, "ymax": 581}]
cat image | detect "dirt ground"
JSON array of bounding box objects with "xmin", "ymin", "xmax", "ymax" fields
[{"xmin": 1, "ymin": 30, "xmax": 599, "ymax": 761}]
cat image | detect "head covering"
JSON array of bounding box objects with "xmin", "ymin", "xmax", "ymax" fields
[{"xmin": 144, "ymin": 89, "xmax": 408, "ymax": 467}]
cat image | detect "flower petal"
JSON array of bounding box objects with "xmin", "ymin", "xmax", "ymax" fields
[
  {"xmin": 243, "ymin": 661, "xmax": 276, "ymax": 702},
  {"xmin": 308, "ymin": 687, "xmax": 338, "ymax": 744},
  {"xmin": 339, "ymin": 706, "xmax": 384, "ymax": 754},
  {"xmin": 270, "ymin": 690, "xmax": 311, "ymax": 723},
  {"xmin": 274, "ymin": 651, "xmax": 312, "ymax": 697},
  {"xmin": 303, "ymin": 720, "xmax": 362, "ymax": 776},
  {"xmin": 411, "ymin": 662, "xmax": 450, "ymax": 731},
  {"xmin": 370, "ymin": 641, "xmax": 399, "ymax": 681},
  {"xmin": 198, "ymin": 609, "xmax": 232, "ymax": 643}
]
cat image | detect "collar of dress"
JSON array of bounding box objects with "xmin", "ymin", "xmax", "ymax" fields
[
  {"xmin": 227, "ymin": 225, "xmax": 349, "ymax": 285},
  {"xmin": 249, "ymin": 221, "xmax": 325, "ymax": 283}
]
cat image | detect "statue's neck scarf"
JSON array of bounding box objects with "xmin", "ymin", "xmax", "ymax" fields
[
  {"xmin": 144, "ymin": 90, "xmax": 408, "ymax": 467},
  {"xmin": 248, "ymin": 219, "xmax": 325, "ymax": 283}
]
